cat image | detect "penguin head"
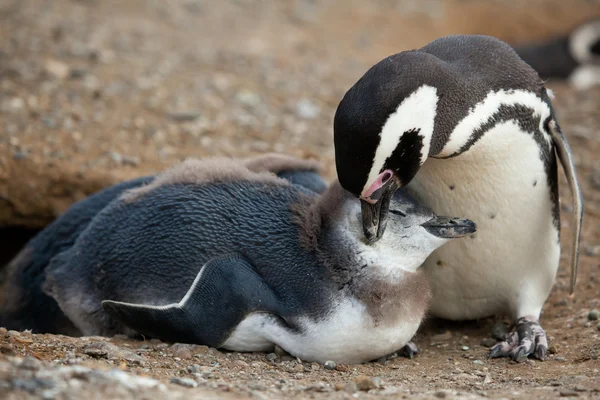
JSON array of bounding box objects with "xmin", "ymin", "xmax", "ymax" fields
[
  {"xmin": 334, "ymin": 50, "xmax": 444, "ymax": 244},
  {"xmin": 342, "ymin": 188, "xmax": 476, "ymax": 270}
]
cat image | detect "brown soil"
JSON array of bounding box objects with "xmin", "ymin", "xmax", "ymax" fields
[{"xmin": 1, "ymin": 0, "xmax": 599, "ymax": 399}]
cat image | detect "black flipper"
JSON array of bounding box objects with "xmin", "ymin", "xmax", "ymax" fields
[{"xmin": 102, "ymin": 254, "xmax": 283, "ymax": 347}]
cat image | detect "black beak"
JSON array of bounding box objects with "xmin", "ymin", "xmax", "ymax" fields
[
  {"xmin": 361, "ymin": 179, "xmax": 400, "ymax": 243},
  {"xmin": 421, "ymin": 216, "xmax": 477, "ymax": 239}
]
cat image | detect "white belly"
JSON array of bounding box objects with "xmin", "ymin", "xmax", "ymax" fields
[
  {"xmin": 221, "ymin": 296, "xmax": 422, "ymax": 364},
  {"xmin": 408, "ymin": 121, "xmax": 561, "ymax": 320}
]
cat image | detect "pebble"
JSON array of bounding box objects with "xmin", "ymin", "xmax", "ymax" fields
[
  {"xmin": 597, "ymin": 323, "xmax": 600, "ymax": 331},
  {"xmin": 461, "ymin": 346, "xmax": 470, "ymax": 351},
  {"xmin": 555, "ymin": 356, "xmax": 566, "ymax": 362},
  {"xmin": 295, "ymin": 98, "xmax": 320, "ymax": 119},
  {"xmin": 233, "ymin": 360, "xmax": 248, "ymax": 368},
  {"xmin": 472, "ymin": 360, "xmax": 485, "ymax": 365},
  {"xmin": 170, "ymin": 377, "xmax": 198, "ymax": 388},
  {"xmin": 82, "ymin": 341, "xmax": 144, "ymax": 365},
  {"xmin": 480, "ymin": 338, "xmax": 497, "ymax": 348},
  {"xmin": 323, "ymin": 360, "xmax": 336, "ymax": 370},
  {"xmin": 235, "ymin": 89, "xmax": 261, "ymax": 108},
  {"xmin": 168, "ymin": 111, "xmax": 202, "ymax": 122},
  {"xmin": 171, "ymin": 344, "xmax": 193, "ymax": 360},
  {"xmin": 354, "ymin": 375, "xmax": 380, "ymax": 391},
  {"xmin": 431, "ymin": 330, "xmax": 452, "ymax": 341},
  {"xmin": 583, "ymin": 245, "xmax": 600, "ymax": 257},
  {"xmin": 2, "ymin": 344, "xmax": 17, "ymax": 356},
  {"xmin": 343, "ymin": 382, "xmax": 358, "ymax": 394},
  {"xmin": 588, "ymin": 310, "xmax": 599, "ymax": 321},
  {"xmin": 491, "ymin": 323, "xmax": 509, "ymax": 340},
  {"xmin": 186, "ymin": 364, "xmax": 201, "ymax": 374},
  {"xmin": 44, "ymin": 59, "xmax": 70, "ymax": 79},
  {"xmin": 266, "ymin": 353, "xmax": 278, "ymax": 362},
  {"xmin": 559, "ymin": 389, "xmax": 580, "ymax": 397},
  {"xmin": 19, "ymin": 356, "xmax": 42, "ymax": 371},
  {"xmin": 6, "ymin": 330, "xmax": 21, "ymax": 337},
  {"xmin": 274, "ymin": 345, "xmax": 288, "ymax": 357}
]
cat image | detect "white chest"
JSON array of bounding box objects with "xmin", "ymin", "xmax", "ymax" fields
[{"xmin": 408, "ymin": 120, "xmax": 561, "ymax": 320}]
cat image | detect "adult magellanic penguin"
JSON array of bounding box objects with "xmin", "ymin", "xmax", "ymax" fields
[
  {"xmin": 333, "ymin": 35, "xmax": 584, "ymax": 362},
  {"xmin": 1, "ymin": 156, "xmax": 476, "ymax": 364}
]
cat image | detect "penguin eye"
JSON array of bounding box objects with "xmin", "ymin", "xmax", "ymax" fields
[{"xmin": 389, "ymin": 209, "xmax": 406, "ymax": 217}]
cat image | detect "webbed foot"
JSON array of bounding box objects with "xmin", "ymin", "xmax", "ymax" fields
[{"xmin": 488, "ymin": 317, "xmax": 548, "ymax": 362}]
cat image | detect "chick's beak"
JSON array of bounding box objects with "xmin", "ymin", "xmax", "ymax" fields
[{"xmin": 360, "ymin": 178, "xmax": 400, "ymax": 243}]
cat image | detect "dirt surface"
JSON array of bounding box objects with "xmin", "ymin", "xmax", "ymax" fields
[{"xmin": 1, "ymin": 0, "xmax": 600, "ymax": 399}]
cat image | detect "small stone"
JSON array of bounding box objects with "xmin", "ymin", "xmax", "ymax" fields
[
  {"xmin": 491, "ymin": 323, "xmax": 509, "ymax": 340},
  {"xmin": 6, "ymin": 330, "xmax": 20, "ymax": 337},
  {"xmin": 335, "ymin": 364, "xmax": 348, "ymax": 372},
  {"xmin": 480, "ymin": 338, "xmax": 497, "ymax": 348},
  {"xmin": 44, "ymin": 59, "xmax": 70, "ymax": 79},
  {"xmin": 461, "ymin": 346, "xmax": 470, "ymax": 351},
  {"xmin": 431, "ymin": 330, "xmax": 452, "ymax": 341},
  {"xmin": 583, "ymin": 245, "xmax": 600, "ymax": 257},
  {"xmin": 19, "ymin": 356, "xmax": 41, "ymax": 370},
  {"xmin": 344, "ymin": 382, "xmax": 358, "ymax": 394},
  {"xmin": 588, "ymin": 310, "xmax": 599, "ymax": 321},
  {"xmin": 170, "ymin": 377, "xmax": 198, "ymax": 388},
  {"xmin": 70, "ymin": 68, "xmax": 88, "ymax": 79},
  {"xmin": 274, "ymin": 345, "xmax": 289, "ymax": 357},
  {"xmin": 234, "ymin": 360, "xmax": 248, "ymax": 368},
  {"xmin": 187, "ymin": 364, "xmax": 201, "ymax": 374},
  {"xmin": 266, "ymin": 353, "xmax": 278, "ymax": 362},
  {"xmin": 168, "ymin": 111, "xmax": 202, "ymax": 122},
  {"xmin": 584, "ymin": 322, "xmax": 593, "ymax": 328},
  {"xmin": 472, "ymin": 360, "xmax": 485, "ymax": 365},
  {"xmin": 295, "ymin": 98, "xmax": 320, "ymax": 119},
  {"xmin": 590, "ymin": 169, "xmax": 600, "ymax": 191},
  {"xmin": 559, "ymin": 389, "xmax": 579, "ymax": 397},
  {"xmin": 435, "ymin": 391, "xmax": 448, "ymax": 398},
  {"xmin": 555, "ymin": 356, "xmax": 566, "ymax": 362},
  {"xmin": 334, "ymin": 383, "xmax": 345, "ymax": 391},
  {"xmin": 13, "ymin": 151, "xmax": 27, "ymax": 160},
  {"xmin": 323, "ymin": 360, "xmax": 336, "ymax": 370},
  {"xmin": 172, "ymin": 344, "xmax": 193, "ymax": 360},
  {"xmin": 597, "ymin": 323, "xmax": 600, "ymax": 331},
  {"xmin": 122, "ymin": 155, "xmax": 140, "ymax": 167},
  {"xmin": 109, "ymin": 151, "xmax": 123, "ymax": 164},
  {"xmin": 1, "ymin": 344, "xmax": 16, "ymax": 355},
  {"xmin": 235, "ymin": 89, "xmax": 261, "ymax": 108},
  {"xmin": 549, "ymin": 345, "xmax": 559, "ymax": 354},
  {"xmin": 355, "ymin": 375, "xmax": 379, "ymax": 391}
]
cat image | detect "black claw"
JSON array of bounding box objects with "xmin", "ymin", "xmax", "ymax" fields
[
  {"xmin": 512, "ymin": 347, "xmax": 528, "ymax": 363},
  {"xmin": 535, "ymin": 345, "xmax": 547, "ymax": 361},
  {"xmin": 488, "ymin": 344, "xmax": 505, "ymax": 359}
]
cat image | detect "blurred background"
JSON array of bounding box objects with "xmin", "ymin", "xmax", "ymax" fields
[{"xmin": 1, "ymin": 0, "xmax": 600, "ymax": 264}]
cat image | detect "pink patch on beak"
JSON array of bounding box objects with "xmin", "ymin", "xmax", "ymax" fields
[{"xmin": 361, "ymin": 169, "xmax": 394, "ymax": 202}]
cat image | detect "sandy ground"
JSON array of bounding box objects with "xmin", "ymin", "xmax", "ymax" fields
[{"xmin": 1, "ymin": 0, "xmax": 600, "ymax": 399}]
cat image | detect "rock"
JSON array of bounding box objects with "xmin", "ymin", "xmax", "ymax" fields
[
  {"xmin": 431, "ymin": 330, "xmax": 452, "ymax": 341},
  {"xmin": 266, "ymin": 353, "xmax": 278, "ymax": 363},
  {"xmin": 323, "ymin": 360, "xmax": 336, "ymax": 370},
  {"xmin": 344, "ymin": 382, "xmax": 358, "ymax": 394},
  {"xmin": 19, "ymin": 356, "xmax": 42, "ymax": 371},
  {"xmin": 295, "ymin": 98, "xmax": 320, "ymax": 119},
  {"xmin": 1, "ymin": 344, "xmax": 16, "ymax": 355},
  {"xmin": 274, "ymin": 345, "xmax": 289, "ymax": 357},
  {"xmin": 70, "ymin": 68, "xmax": 88, "ymax": 79},
  {"xmin": 82, "ymin": 342, "xmax": 144, "ymax": 365},
  {"xmin": 170, "ymin": 377, "xmax": 198, "ymax": 388},
  {"xmin": 168, "ymin": 111, "xmax": 202, "ymax": 122},
  {"xmin": 480, "ymin": 338, "xmax": 497, "ymax": 348},
  {"xmin": 6, "ymin": 330, "xmax": 20, "ymax": 337},
  {"xmin": 559, "ymin": 389, "xmax": 580, "ymax": 397},
  {"xmin": 461, "ymin": 346, "xmax": 470, "ymax": 351},
  {"xmin": 354, "ymin": 375, "xmax": 380, "ymax": 391},
  {"xmin": 472, "ymin": 360, "xmax": 485, "ymax": 365},
  {"xmin": 235, "ymin": 89, "xmax": 261, "ymax": 108},
  {"xmin": 335, "ymin": 364, "xmax": 348, "ymax": 372},
  {"xmin": 186, "ymin": 364, "xmax": 201, "ymax": 374},
  {"xmin": 583, "ymin": 245, "xmax": 600, "ymax": 256},
  {"xmin": 491, "ymin": 323, "xmax": 509, "ymax": 340},
  {"xmin": 233, "ymin": 360, "xmax": 248, "ymax": 368},
  {"xmin": 588, "ymin": 310, "xmax": 599, "ymax": 321},
  {"xmin": 44, "ymin": 59, "xmax": 70, "ymax": 79},
  {"xmin": 171, "ymin": 343, "xmax": 194, "ymax": 359},
  {"xmin": 555, "ymin": 356, "xmax": 566, "ymax": 362}
]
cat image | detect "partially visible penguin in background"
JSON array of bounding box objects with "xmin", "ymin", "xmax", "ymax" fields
[
  {"xmin": 1, "ymin": 156, "xmax": 476, "ymax": 364},
  {"xmin": 0, "ymin": 154, "xmax": 325, "ymax": 335},
  {"xmin": 513, "ymin": 18, "xmax": 600, "ymax": 89}
]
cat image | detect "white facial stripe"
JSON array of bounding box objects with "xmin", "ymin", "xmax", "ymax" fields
[
  {"xmin": 363, "ymin": 85, "xmax": 439, "ymax": 195},
  {"xmin": 438, "ymin": 89, "xmax": 552, "ymax": 158},
  {"xmin": 569, "ymin": 20, "xmax": 600, "ymax": 64}
]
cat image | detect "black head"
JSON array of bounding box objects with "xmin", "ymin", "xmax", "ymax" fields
[{"xmin": 334, "ymin": 34, "xmax": 545, "ymax": 243}]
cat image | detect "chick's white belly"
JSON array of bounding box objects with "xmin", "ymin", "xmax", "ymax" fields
[
  {"xmin": 408, "ymin": 125, "xmax": 561, "ymax": 320},
  {"xmin": 222, "ymin": 297, "xmax": 422, "ymax": 364}
]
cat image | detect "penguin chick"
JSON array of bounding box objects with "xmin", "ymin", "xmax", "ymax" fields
[
  {"xmin": 0, "ymin": 153, "xmax": 325, "ymax": 334},
  {"xmin": 333, "ymin": 34, "xmax": 584, "ymax": 362},
  {"xmin": 513, "ymin": 18, "xmax": 600, "ymax": 89},
  {"xmin": 38, "ymin": 158, "xmax": 475, "ymax": 364}
]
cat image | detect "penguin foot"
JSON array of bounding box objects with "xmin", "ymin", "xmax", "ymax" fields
[
  {"xmin": 399, "ymin": 341, "xmax": 419, "ymax": 359},
  {"xmin": 488, "ymin": 317, "xmax": 548, "ymax": 362}
]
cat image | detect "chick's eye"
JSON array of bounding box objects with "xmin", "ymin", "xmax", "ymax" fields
[{"xmin": 389, "ymin": 209, "xmax": 406, "ymax": 217}]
